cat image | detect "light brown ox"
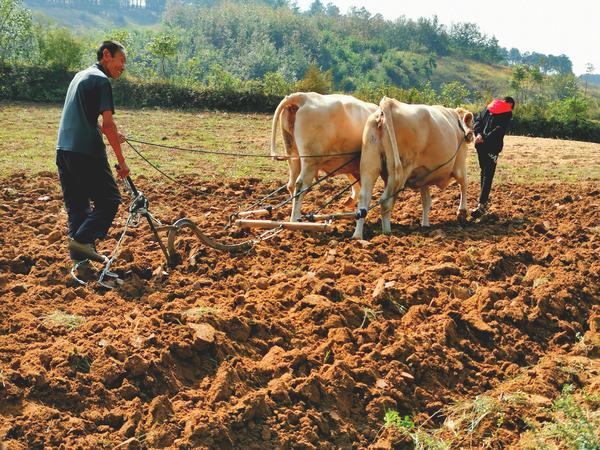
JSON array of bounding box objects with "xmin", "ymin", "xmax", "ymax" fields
[
  {"xmin": 270, "ymin": 92, "xmax": 378, "ymax": 221},
  {"xmin": 352, "ymin": 96, "xmax": 474, "ymax": 240}
]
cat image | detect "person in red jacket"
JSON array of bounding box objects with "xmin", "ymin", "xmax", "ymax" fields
[{"xmin": 471, "ymin": 96, "xmax": 515, "ymax": 219}]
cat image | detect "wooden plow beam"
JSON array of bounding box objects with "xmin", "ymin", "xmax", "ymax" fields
[{"xmin": 236, "ymin": 219, "xmax": 331, "ymax": 232}]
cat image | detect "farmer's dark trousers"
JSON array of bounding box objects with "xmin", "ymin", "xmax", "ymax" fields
[
  {"xmin": 56, "ymin": 150, "xmax": 121, "ymax": 244},
  {"xmin": 475, "ymin": 145, "xmax": 500, "ymax": 205}
]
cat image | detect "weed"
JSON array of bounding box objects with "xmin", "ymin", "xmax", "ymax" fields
[
  {"xmin": 0, "ymin": 370, "xmax": 6, "ymax": 388},
  {"xmin": 390, "ymin": 300, "xmax": 407, "ymax": 315},
  {"xmin": 360, "ymin": 307, "xmax": 383, "ymax": 328},
  {"xmin": 384, "ymin": 410, "xmax": 450, "ymax": 450},
  {"xmin": 42, "ymin": 310, "xmax": 85, "ymax": 330},
  {"xmin": 521, "ymin": 384, "xmax": 600, "ymax": 450}
]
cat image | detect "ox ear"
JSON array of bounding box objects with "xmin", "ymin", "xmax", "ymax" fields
[{"xmin": 463, "ymin": 111, "xmax": 474, "ymax": 128}]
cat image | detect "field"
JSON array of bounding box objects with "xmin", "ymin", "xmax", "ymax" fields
[{"xmin": 0, "ymin": 101, "xmax": 599, "ymax": 448}]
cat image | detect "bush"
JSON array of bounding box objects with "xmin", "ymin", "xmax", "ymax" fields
[
  {"xmin": 1, "ymin": 63, "xmax": 599, "ymax": 142},
  {"xmin": 511, "ymin": 116, "xmax": 600, "ymax": 142}
]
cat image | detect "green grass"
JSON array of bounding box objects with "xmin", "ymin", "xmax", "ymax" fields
[
  {"xmin": 521, "ymin": 384, "xmax": 600, "ymax": 450},
  {"xmin": 384, "ymin": 410, "xmax": 450, "ymax": 450}
]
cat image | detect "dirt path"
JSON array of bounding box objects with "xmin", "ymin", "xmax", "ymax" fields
[{"xmin": 0, "ymin": 171, "xmax": 598, "ymax": 448}]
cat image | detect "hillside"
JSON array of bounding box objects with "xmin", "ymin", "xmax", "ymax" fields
[
  {"xmin": 24, "ymin": 1, "xmax": 161, "ymax": 29},
  {"xmin": 19, "ymin": 0, "xmax": 556, "ymax": 98}
]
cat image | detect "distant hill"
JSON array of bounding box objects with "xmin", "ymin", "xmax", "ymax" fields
[
  {"xmin": 20, "ymin": 0, "xmax": 568, "ymax": 101},
  {"xmin": 580, "ymin": 74, "xmax": 600, "ymax": 86},
  {"xmin": 24, "ymin": 0, "xmax": 161, "ymax": 29}
]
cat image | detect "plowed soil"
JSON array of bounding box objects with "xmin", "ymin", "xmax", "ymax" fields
[{"xmin": 1, "ymin": 169, "xmax": 599, "ymax": 449}]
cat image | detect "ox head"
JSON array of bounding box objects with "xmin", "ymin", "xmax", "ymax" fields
[{"xmin": 456, "ymin": 108, "xmax": 475, "ymax": 143}]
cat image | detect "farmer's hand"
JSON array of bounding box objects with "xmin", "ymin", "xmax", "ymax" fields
[
  {"xmin": 475, "ymin": 134, "xmax": 484, "ymax": 144},
  {"xmin": 118, "ymin": 132, "xmax": 127, "ymax": 144},
  {"xmin": 116, "ymin": 161, "xmax": 130, "ymax": 179}
]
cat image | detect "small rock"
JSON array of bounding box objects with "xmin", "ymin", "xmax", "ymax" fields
[
  {"xmin": 424, "ymin": 263, "xmax": 461, "ymax": 276},
  {"xmin": 451, "ymin": 285, "xmax": 471, "ymax": 300},
  {"xmin": 372, "ymin": 278, "xmax": 385, "ymax": 299},
  {"xmin": 124, "ymin": 354, "xmax": 149, "ymax": 377},
  {"xmin": 189, "ymin": 323, "xmax": 216, "ymax": 345},
  {"xmin": 47, "ymin": 230, "xmax": 62, "ymax": 244},
  {"xmin": 375, "ymin": 378, "xmax": 389, "ymax": 389},
  {"xmin": 37, "ymin": 195, "xmax": 51, "ymax": 202},
  {"xmin": 256, "ymin": 277, "xmax": 269, "ymax": 290},
  {"xmin": 342, "ymin": 263, "xmax": 361, "ymax": 275},
  {"xmin": 146, "ymin": 292, "xmax": 164, "ymax": 308}
]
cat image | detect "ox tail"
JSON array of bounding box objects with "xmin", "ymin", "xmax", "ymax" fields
[
  {"xmin": 270, "ymin": 92, "xmax": 306, "ymax": 159},
  {"xmin": 380, "ymin": 96, "xmax": 403, "ymax": 185}
]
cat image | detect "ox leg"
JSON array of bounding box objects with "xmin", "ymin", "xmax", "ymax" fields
[
  {"xmin": 352, "ymin": 168, "xmax": 378, "ymax": 240},
  {"xmin": 291, "ymin": 164, "xmax": 317, "ymax": 222},
  {"xmin": 287, "ymin": 158, "xmax": 301, "ymax": 197},
  {"xmin": 420, "ymin": 186, "xmax": 432, "ymax": 227},
  {"xmin": 343, "ymin": 174, "xmax": 360, "ymax": 210},
  {"xmin": 380, "ymin": 181, "xmax": 399, "ymax": 236},
  {"xmin": 456, "ymin": 173, "xmax": 468, "ymax": 224}
]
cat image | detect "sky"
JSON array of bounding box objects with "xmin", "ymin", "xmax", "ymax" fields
[{"xmin": 295, "ymin": 0, "xmax": 599, "ymax": 75}]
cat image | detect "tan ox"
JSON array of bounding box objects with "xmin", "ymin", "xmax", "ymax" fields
[
  {"xmin": 352, "ymin": 97, "xmax": 474, "ymax": 240},
  {"xmin": 271, "ymin": 92, "xmax": 378, "ymax": 221}
]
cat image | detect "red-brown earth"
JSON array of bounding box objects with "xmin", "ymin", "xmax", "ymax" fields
[{"xmin": 0, "ymin": 171, "xmax": 598, "ymax": 449}]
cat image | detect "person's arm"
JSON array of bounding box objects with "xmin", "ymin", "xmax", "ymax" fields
[
  {"xmin": 473, "ymin": 109, "xmax": 486, "ymax": 144},
  {"xmin": 101, "ymin": 110, "xmax": 129, "ymax": 178}
]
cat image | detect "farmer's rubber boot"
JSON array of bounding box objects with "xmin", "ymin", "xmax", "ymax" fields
[{"xmin": 68, "ymin": 238, "xmax": 107, "ymax": 263}]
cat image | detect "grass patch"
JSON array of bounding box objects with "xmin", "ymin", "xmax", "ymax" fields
[
  {"xmin": 384, "ymin": 410, "xmax": 450, "ymax": 450},
  {"xmin": 2, "ymin": 101, "xmax": 598, "ymax": 183},
  {"xmin": 42, "ymin": 310, "xmax": 85, "ymax": 330},
  {"xmin": 521, "ymin": 384, "xmax": 600, "ymax": 450},
  {"xmin": 184, "ymin": 306, "xmax": 221, "ymax": 318}
]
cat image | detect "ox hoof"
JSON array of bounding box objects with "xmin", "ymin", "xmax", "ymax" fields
[{"xmin": 457, "ymin": 210, "xmax": 468, "ymax": 224}]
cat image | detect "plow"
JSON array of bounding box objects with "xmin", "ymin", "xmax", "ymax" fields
[{"xmin": 72, "ymin": 130, "xmax": 467, "ymax": 288}]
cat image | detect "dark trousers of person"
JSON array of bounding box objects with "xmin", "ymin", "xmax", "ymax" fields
[
  {"xmin": 475, "ymin": 145, "xmax": 500, "ymax": 205},
  {"xmin": 56, "ymin": 150, "xmax": 121, "ymax": 245}
]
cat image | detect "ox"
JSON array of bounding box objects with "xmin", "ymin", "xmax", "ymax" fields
[
  {"xmin": 353, "ymin": 97, "xmax": 474, "ymax": 240},
  {"xmin": 270, "ymin": 92, "xmax": 378, "ymax": 221}
]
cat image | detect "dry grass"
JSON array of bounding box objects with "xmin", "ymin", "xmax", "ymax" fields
[{"xmin": 42, "ymin": 310, "xmax": 85, "ymax": 330}]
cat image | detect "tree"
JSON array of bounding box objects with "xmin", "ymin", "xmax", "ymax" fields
[
  {"xmin": 324, "ymin": 2, "xmax": 339, "ymax": 17},
  {"xmin": 147, "ymin": 31, "xmax": 179, "ymax": 78},
  {"xmin": 296, "ymin": 64, "xmax": 332, "ymax": 94},
  {"xmin": 511, "ymin": 65, "xmax": 527, "ymax": 103},
  {"xmin": 36, "ymin": 25, "xmax": 85, "ymax": 69},
  {"xmin": 307, "ymin": 0, "xmax": 324, "ymax": 16},
  {"xmin": 585, "ymin": 63, "xmax": 595, "ymax": 96},
  {"xmin": 438, "ymin": 81, "xmax": 470, "ymax": 107},
  {"xmin": 0, "ymin": 0, "xmax": 34, "ymax": 64}
]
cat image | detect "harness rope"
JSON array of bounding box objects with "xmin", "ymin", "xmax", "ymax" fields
[{"xmin": 126, "ymin": 137, "xmax": 361, "ymax": 160}]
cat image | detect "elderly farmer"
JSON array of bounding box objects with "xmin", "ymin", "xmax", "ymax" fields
[
  {"xmin": 56, "ymin": 40, "xmax": 129, "ymax": 265},
  {"xmin": 471, "ymin": 96, "xmax": 515, "ymax": 219}
]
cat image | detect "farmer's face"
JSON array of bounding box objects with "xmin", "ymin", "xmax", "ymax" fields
[{"xmin": 103, "ymin": 49, "xmax": 126, "ymax": 79}]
